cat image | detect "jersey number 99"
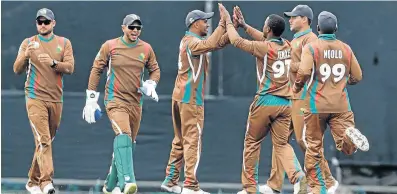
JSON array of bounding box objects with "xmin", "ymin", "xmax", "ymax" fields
[{"xmin": 319, "ymin": 63, "xmax": 346, "ymax": 82}]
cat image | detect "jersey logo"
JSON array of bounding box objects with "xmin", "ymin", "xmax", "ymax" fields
[
  {"xmin": 294, "ymin": 41, "xmax": 300, "ymax": 48},
  {"xmin": 56, "ymin": 45, "xmax": 62, "ymax": 53},
  {"xmin": 139, "ymin": 53, "xmax": 145, "ymax": 62}
]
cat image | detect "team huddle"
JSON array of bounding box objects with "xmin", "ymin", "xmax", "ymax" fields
[{"xmin": 13, "ymin": 3, "xmax": 369, "ymax": 194}]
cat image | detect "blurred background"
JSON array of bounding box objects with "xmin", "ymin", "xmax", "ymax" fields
[{"xmin": 2, "ymin": 1, "xmax": 397, "ymax": 193}]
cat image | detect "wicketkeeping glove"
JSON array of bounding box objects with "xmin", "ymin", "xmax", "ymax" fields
[
  {"xmin": 138, "ymin": 80, "xmax": 159, "ymax": 102},
  {"xmin": 82, "ymin": 89, "xmax": 102, "ymax": 124}
]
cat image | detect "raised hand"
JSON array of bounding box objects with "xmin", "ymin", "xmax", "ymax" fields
[
  {"xmin": 234, "ymin": 6, "xmax": 247, "ymax": 28},
  {"xmin": 218, "ymin": 3, "xmax": 231, "ymax": 22}
]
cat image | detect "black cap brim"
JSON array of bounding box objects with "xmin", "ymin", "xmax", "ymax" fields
[{"xmin": 283, "ymin": 12, "xmax": 298, "ymax": 18}]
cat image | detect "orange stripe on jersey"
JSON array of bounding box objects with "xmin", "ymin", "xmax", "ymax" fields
[
  {"xmin": 114, "ymin": 79, "xmax": 119, "ymax": 93},
  {"xmin": 57, "ymin": 74, "xmax": 62, "ymax": 88},
  {"xmin": 268, "ymin": 48, "xmax": 276, "ymax": 59}
]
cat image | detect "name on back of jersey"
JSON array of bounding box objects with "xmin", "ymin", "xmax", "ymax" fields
[
  {"xmin": 324, "ymin": 49, "xmax": 343, "ymax": 59},
  {"xmin": 277, "ymin": 49, "xmax": 291, "ymax": 60}
]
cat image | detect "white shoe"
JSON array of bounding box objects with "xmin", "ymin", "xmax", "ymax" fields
[
  {"xmin": 181, "ymin": 188, "xmax": 210, "ymax": 194},
  {"xmin": 293, "ymin": 177, "xmax": 308, "ymax": 194},
  {"xmin": 124, "ymin": 183, "xmax": 138, "ymax": 194},
  {"xmin": 259, "ymin": 185, "xmax": 278, "ymax": 194},
  {"xmin": 346, "ymin": 127, "xmax": 369, "ymax": 151},
  {"xmin": 112, "ymin": 187, "xmax": 122, "ymax": 194},
  {"xmin": 42, "ymin": 183, "xmax": 55, "ymax": 194},
  {"xmin": 327, "ymin": 180, "xmax": 339, "ymax": 194},
  {"xmin": 237, "ymin": 190, "xmax": 248, "ymax": 194},
  {"xmin": 161, "ymin": 184, "xmax": 182, "ymax": 193},
  {"xmin": 102, "ymin": 186, "xmax": 123, "ymax": 194},
  {"xmin": 26, "ymin": 184, "xmax": 43, "ymax": 194}
]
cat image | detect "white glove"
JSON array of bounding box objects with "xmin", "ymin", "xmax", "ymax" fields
[
  {"xmin": 138, "ymin": 80, "xmax": 159, "ymax": 102},
  {"xmin": 82, "ymin": 90, "xmax": 101, "ymax": 124}
]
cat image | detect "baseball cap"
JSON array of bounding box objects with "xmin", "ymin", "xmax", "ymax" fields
[
  {"xmin": 318, "ymin": 11, "xmax": 338, "ymax": 32},
  {"xmin": 185, "ymin": 10, "xmax": 214, "ymax": 28},
  {"xmin": 36, "ymin": 8, "xmax": 55, "ymax": 20},
  {"xmin": 284, "ymin": 5, "xmax": 313, "ymax": 20},
  {"xmin": 123, "ymin": 14, "xmax": 142, "ymax": 26}
]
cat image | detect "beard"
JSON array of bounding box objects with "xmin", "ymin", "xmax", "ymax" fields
[{"xmin": 38, "ymin": 28, "xmax": 53, "ymax": 36}]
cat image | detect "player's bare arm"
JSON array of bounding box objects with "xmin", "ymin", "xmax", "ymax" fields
[
  {"xmin": 348, "ymin": 51, "xmax": 362, "ymax": 85},
  {"xmin": 293, "ymin": 44, "xmax": 313, "ymax": 93},
  {"xmin": 87, "ymin": 42, "xmax": 110, "ymax": 91},
  {"xmin": 233, "ymin": 6, "xmax": 265, "ymax": 41},
  {"xmin": 145, "ymin": 46, "xmax": 160, "ymax": 84},
  {"xmin": 13, "ymin": 39, "xmax": 32, "ymax": 74},
  {"xmin": 51, "ymin": 39, "xmax": 75, "ymax": 74}
]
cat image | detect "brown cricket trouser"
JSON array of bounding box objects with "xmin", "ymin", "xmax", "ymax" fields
[
  {"xmin": 163, "ymin": 100, "xmax": 204, "ymax": 190},
  {"xmin": 105, "ymin": 101, "xmax": 142, "ymax": 139},
  {"xmin": 304, "ymin": 111, "xmax": 357, "ymax": 194},
  {"xmin": 26, "ymin": 98, "xmax": 62, "ymax": 190},
  {"xmin": 268, "ymin": 99, "xmax": 335, "ymax": 191},
  {"xmin": 242, "ymin": 95, "xmax": 304, "ymax": 193}
]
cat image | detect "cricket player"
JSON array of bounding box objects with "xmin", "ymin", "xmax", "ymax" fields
[
  {"xmin": 293, "ymin": 11, "xmax": 369, "ymax": 194},
  {"xmin": 82, "ymin": 14, "xmax": 160, "ymax": 194},
  {"xmin": 258, "ymin": 5, "xmax": 337, "ymax": 193},
  {"xmin": 220, "ymin": 5, "xmax": 306, "ymax": 194},
  {"xmin": 13, "ymin": 8, "xmax": 74, "ymax": 194},
  {"xmin": 161, "ymin": 4, "xmax": 230, "ymax": 194}
]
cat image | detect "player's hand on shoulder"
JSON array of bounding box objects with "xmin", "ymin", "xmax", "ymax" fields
[{"xmin": 138, "ymin": 80, "xmax": 159, "ymax": 102}]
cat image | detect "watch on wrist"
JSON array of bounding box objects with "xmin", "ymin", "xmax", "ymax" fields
[{"xmin": 51, "ymin": 60, "xmax": 58, "ymax": 68}]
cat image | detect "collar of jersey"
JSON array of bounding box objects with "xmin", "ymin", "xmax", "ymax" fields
[
  {"xmin": 185, "ymin": 31, "xmax": 204, "ymax": 40},
  {"xmin": 38, "ymin": 34, "xmax": 55, "ymax": 42},
  {"xmin": 318, "ymin": 34, "xmax": 336, "ymax": 40},
  {"xmin": 120, "ymin": 36, "xmax": 139, "ymax": 47},
  {"xmin": 268, "ymin": 38, "xmax": 284, "ymax": 45},
  {"xmin": 293, "ymin": 28, "xmax": 312, "ymax": 39}
]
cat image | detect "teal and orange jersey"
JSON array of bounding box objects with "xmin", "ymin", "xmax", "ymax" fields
[
  {"xmin": 13, "ymin": 34, "xmax": 74, "ymax": 102},
  {"xmin": 226, "ymin": 23, "xmax": 292, "ymax": 101},
  {"xmin": 289, "ymin": 29, "xmax": 318, "ymax": 100},
  {"xmin": 294, "ymin": 34, "xmax": 363, "ymax": 113},
  {"xmin": 87, "ymin": 37, "xmax": 160, "ymax": 106},
  {"xmin": 172, "ymin": 21, "xmax": 229, "ymax": 106}
]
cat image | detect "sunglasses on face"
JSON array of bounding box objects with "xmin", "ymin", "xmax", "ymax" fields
[
  {"xmin": 37, "ymin": 20, "xmax": 51, "ymax": 25},
  {"xmin": 128, "ymin": 26, "xmax": 142, "ymax": 31}
]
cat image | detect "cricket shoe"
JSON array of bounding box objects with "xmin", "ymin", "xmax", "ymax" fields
[
  {"xmin": 181, "ymin": 188, "xmax": 210, "ymax": 194},
  {"xmin": 124, "ymin": 183, "xmax": 138, "ymax": 194},
  {"xmin": 43, "ymin": 183, "xmax": 55, "ymax": 194},
  {"xmin": 346, "ymin": 127, "xmax": 369, "ymax": 151},
  {"xmin": 327, "ymin": 180, "xmax": 339, "ymax": 194},
  {"xmin": 237, "ymin": 190, "xmax": 248, "ymax": 194},
  {"xmin": 102, "ymin": 186, "xmax": 122, "ymax": 194},
  {"xmin": 161, "ymin": 184, "xmax": 182, "ymax": 193},
  {"xmin": 259, "ymin": 184, "xmax": 280, "ymax": 194},
  {"xmin": 26, "ymin": 184, "xmax": 43, "ymax": 194},
  {"xmin": 294, "ymin": 176, "xmax": 308, "ymax": 194}
]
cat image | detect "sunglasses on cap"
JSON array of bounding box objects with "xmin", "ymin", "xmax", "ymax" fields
[
  {"xmin": 37, "ymin": 20, "xmax": 52, "ymax": 25},
  {"xmin": 128, "ymin": 25, "xmax": 142, "ymax": 30}
]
